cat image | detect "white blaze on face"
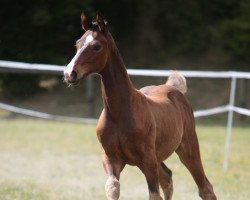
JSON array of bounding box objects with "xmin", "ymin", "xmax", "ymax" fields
[
  {"xmin": 64, "ymin": 34, "xmax": 94, "ymax": 77},
  {"xmin": 85, "ymin": 35, "xmax": 94, "ymax": 44}
]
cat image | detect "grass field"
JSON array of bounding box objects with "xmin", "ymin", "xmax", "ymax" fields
[{"xmin": 0, "ymin": 118, "xmax": 249, "ymax": 200}]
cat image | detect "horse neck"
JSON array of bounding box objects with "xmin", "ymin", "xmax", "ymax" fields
[{"xmin": 100, "ymin": 35, "xmax": 135, "ymax": 120}]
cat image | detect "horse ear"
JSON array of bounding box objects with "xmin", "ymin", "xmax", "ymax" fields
[
  {"xmin": 81, "ymin": 11, "xmax": 91, "ymax": 31},
  {"xmin": 95, "ymin": 11, "xmax": 107, "ymax": 32}
]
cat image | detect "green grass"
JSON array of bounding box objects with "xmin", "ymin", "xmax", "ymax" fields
[{"xmin": 0, "ymin": 118, "xmax": 249, "ymax": 200}]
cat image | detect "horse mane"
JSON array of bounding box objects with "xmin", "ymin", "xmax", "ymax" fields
[{"xmin": 106, "ymin": 31, "xmax": 121, "ymax": 56}]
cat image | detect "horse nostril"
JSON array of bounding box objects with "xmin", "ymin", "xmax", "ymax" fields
[
  {"xmin": 64, "ymin": 72, "xmax": 70, "ymax": 80},
  {"xmin": 71, "ymin": 70, "xmax": 77, "ymax": 81}
]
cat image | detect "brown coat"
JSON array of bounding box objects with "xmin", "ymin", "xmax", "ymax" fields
[{"xmin": 64, "ymin": 12, "xmax": 217, "ymax": 200}]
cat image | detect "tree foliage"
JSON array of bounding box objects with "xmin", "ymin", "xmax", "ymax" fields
[
  {"xmin": 0, "ymin": 0, "xmax": 249, "ymax": 97},
  {"xmin": 0, "ymin": 0, "xmax": 93, "ymax": 97},
  {"xmin": 92, "ymin": 0, "xmax": 249, "ymax": 67},
  {"xmin": 0, "ymin": 0, "xmax": 94, "ymax": 64},
  {"xmin": 1, "ymin": 0, "xmax": 249, "ymax": 66},
  {"xmin": 211, "ymin": 0, "xmax": 250, "ymax": 63}
]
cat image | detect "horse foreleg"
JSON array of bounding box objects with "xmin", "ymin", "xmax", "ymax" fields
[
  {"xmin": 105, "ymin": 175, "xmax": 120, "ymax": 200},
  {"xmin": 159, "ymin": 162, "xmax": 173, "ymax": 200},
  {"xmin": 102, "ymin": 154, "xmax": 125, "ymax": 200},
  {"xmin": 139, "ymin": 157, "xmax": 163, "ymax": 200}
]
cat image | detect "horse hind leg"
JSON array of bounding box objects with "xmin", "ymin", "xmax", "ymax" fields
[
  {"xmin": 176, "ymin": 131, "xmax": 217, "ymax": 200},
  {"xmin": 159, "ymin": 162, "xmax": 173, "ymax": 200}
]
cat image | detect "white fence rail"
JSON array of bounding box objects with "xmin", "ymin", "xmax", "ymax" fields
[
  {"xmin": 0, "ymin": 102, "xmax": 98, "ymax": 124},
  {"xmin": 0, "ymin": 60, "xmax": 249, "ymax": 169}
]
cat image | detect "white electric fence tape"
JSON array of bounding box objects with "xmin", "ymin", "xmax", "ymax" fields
[{"xmin": 0, "ymin": 60, "xmax": 249, "ymax": 122}]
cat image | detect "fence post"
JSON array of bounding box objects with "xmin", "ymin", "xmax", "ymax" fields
[
  {"xmin": 239, "ymin": 79, "xmax": 247, "ymax": 121},
  {"xmin": 224, "ymin": 77, "xmax": 237, "ymax": 169},
  {"xmin": 86, "ymin": 75, "xmax": 95, "ymax": 117}
]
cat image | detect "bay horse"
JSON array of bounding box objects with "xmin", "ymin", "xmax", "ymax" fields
[{"xmin": 64, "ymin": 12, "xmax": 217, "ymax": 200}]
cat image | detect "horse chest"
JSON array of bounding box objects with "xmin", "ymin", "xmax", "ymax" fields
[{"xmin": 97, "ymin": 124, "xmax": 147, "ymax": 165}]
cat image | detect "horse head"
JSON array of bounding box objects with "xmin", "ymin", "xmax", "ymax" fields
[{"xmin": 64, "ymin": 12, "xmax": 109, "ymax": 85}]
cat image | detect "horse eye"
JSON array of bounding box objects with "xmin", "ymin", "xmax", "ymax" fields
[{"xmin": 93, "ymin": 44, "xmax": 102, "ymax": 51}]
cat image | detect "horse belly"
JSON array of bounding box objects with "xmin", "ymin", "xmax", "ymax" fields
[
  {"xmin": 156, "ymin": 127, "xmax": 183, "ymax": 161},
  {"xmin": 153, "ymin": 106, "xmax": 184, "ymax": 161}
]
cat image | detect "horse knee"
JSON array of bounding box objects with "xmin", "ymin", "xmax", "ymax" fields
[{"xmin": 105, "ymin": 176, "xmax": 120, "ymax": 200}]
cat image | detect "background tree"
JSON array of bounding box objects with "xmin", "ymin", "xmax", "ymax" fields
[{"xmin": 0, "ymin": 0, "xmax": 249, "ymax": 97}]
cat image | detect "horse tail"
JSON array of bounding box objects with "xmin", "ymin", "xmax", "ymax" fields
[{"xmin": 166, "ymin": 71, "xmax": 187, "ymax": 94}]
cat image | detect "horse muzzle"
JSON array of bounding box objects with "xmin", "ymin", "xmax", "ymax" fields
[{"xmin": 64, "ymin": 70, "xmax": 79, "ymax": 85}]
